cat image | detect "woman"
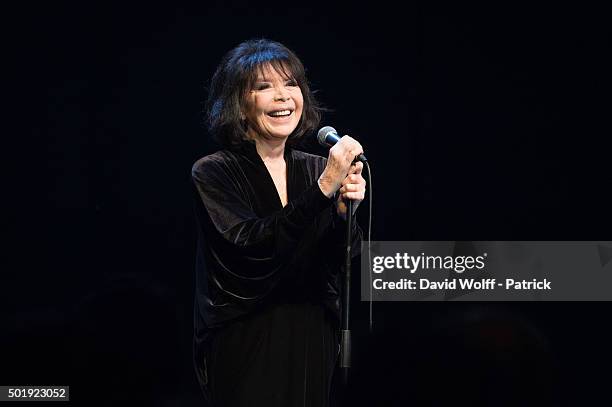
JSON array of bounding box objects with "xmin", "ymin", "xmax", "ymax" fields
[{"xmin": 192, "ymin": 39, "xmax": 366, "ymax": 407}]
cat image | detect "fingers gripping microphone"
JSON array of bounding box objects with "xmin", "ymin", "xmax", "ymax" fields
[{"xmin": 317, "ymin": 126, "xmax": 368, "ymax": 163}]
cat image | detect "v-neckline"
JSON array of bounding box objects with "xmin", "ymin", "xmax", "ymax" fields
[
  {"xmin": 237, "ymin": 140, "xmax": 292, "ymax": 211},
  {"xmin": 263, "ymin": 159, "xmax": 289, "ymax": 208}
]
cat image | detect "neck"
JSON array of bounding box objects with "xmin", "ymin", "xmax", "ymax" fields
[{"xmin": 249, "ymin": 132, "xmax": 287, "ymax": 163}]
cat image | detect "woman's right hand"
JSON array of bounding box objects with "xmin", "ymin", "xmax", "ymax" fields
[{"xmin": 317, "ymin": 135, "xmax": 364, "ymax": 198}]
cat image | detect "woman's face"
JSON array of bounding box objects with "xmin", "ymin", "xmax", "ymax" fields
[{"xmin": 243, "ymin": 64, "xmax": 304, "ymax": 142}]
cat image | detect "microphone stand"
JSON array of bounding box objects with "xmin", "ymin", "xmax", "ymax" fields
[{"xmin": 340, "ymin": 199, "xmax": 353, "ymax": 386}]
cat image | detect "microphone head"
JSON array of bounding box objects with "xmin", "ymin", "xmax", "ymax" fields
[{"xmin": 317, "ymin": 126, "xmax": 338, "ymax": 147}]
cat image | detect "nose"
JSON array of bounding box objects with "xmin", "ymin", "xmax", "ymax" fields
[{"xmin": 274, "ymin": 84, "xmax": 290, "ymax": 101}]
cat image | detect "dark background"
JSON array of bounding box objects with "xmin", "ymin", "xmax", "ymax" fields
[{"xmin": 5, "ymin": 1, "xmax": 611, "ymax": 405}]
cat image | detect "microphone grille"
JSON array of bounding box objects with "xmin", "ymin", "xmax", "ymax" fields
[{"xmin": 317, "ymin": 126, "xmax": 337, "ymax": 146}]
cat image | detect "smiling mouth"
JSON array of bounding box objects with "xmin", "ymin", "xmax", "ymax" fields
[{"xmin": 267, "ymin": 109, "xmax": 293, "ymax": 117}]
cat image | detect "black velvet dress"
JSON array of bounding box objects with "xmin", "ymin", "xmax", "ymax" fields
[{"xmin": 191, "ymin": 140, "xmax": 361, "ymax": 407}]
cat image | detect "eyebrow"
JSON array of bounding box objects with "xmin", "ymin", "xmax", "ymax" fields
[{"xmin": 255, "ymin": 77, "xmax": 296, "ymax": 82}]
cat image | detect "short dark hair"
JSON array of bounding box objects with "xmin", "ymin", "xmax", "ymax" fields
[{"xmin": 205, "ymin": 39, "xmax": 321, "ymax": 148}]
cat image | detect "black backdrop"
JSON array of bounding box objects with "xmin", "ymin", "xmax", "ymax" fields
[{"xmin": 5, "ymin": 1, "xmax": 611, "ymax": 405}]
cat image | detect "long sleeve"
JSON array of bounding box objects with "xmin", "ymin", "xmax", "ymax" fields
[
  {"xmin": 191, "ymin": 145, "xmax": 363, "ymax": 332},
  {"xmin": 192, "ymin": 153, "xmax": 334, "ymax": 279}
]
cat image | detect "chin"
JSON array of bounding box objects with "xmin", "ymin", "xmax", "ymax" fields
[
  {"xmin": 254, "ymin": 119, "xmax": 300, "ymax": 140},
  {"xmin": 268, "ymin": 126, "xmax": 299, "ymax": 139}
]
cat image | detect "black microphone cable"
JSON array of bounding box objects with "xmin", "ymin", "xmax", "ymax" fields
[{"xmin": 364, "ymin": 160, "xmax": 374, "ymax": 333}]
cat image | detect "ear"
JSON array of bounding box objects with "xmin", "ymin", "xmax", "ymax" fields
[{"xmin": 239, "ymin": 105, "xmax": 247, "ymax": 121}]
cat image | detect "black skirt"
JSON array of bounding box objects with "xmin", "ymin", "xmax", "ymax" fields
[{"xmin": 204, "ymin": 303, "xmax": 339, "ymax": 407}]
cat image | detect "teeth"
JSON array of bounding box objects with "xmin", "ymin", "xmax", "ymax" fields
[{"xmin": 269, "ymin": 110, "xmax": 291, "ymax": 117}]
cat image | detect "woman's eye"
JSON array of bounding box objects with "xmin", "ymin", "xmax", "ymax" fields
[
  {"xmin": 286, "ymin": 80, "xmax": 298, "ymax": 87},
  {"xmin": 254, "ymin": 83, "xmax": 270, "ymax": 91}
]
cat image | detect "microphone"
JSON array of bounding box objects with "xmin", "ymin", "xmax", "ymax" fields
[{"xmin": 317, "ymin": 126, "xmax": 368, "ymax": 163}]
